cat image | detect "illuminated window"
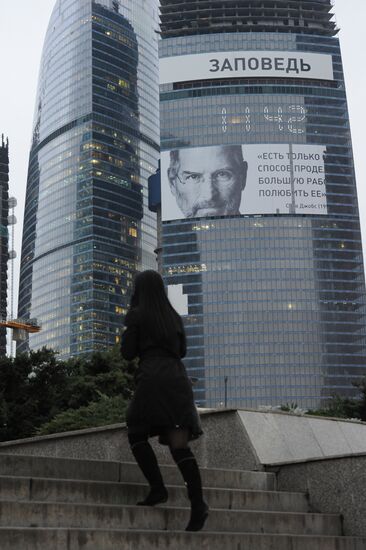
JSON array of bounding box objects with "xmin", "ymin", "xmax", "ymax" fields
[{"xmin": 118, "ymin": 79, "xmax": 130, "ymax": 89}]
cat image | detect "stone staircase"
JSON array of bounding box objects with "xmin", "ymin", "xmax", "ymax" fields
[{"xmin": 0, "ymin": 453, "xmax": 365, "ymax": 549}]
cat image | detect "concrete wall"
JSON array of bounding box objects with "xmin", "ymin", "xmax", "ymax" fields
[
  {"xmin": 237, "ymin": 409, "xmax": 366, "ymax": 536},
  {"xmin": 268, "ymin": 455, "xmax": 366, "ymax": 537},
  {"xmin": 0, "ymin": 410, "xmax": 261, "ymax": 471}
]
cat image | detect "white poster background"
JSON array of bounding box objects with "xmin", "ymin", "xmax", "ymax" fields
[
  {"xmin": 160, "ymin": 51, "xmax": 334, "ymax": 85},
  {"xmin": 161, "ymin": 144, "xmax": 327, "ymax": 221}
]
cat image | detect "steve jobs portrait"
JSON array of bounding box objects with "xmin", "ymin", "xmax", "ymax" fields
[{"xmin": 167, "ymin": 145, "xmax": 248, "ymax": 218}]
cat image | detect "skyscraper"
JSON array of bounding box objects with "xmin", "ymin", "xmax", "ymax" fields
[
  {"xmin": 0, "ymin": 135, "xmax": 9, "ymax": 356},
  {"xmin": 159, "ymin": 0, "xmax": 366, "ymax": 408},
  {"xmin": 18, "ymin": 0, "xmax": 159, "ymax": 357}
]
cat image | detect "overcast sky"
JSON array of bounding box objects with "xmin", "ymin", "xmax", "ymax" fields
[{"xmin": 0, "ymin": 0, "xmax": 366, "ymax": 319}]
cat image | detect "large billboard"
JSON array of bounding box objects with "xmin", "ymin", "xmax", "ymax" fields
[
  {"xmin": 161, "ymin": 144, "xmax": 327, "ymax": 221},
  {"xmin": 160, "ymin": 51, "xmax": 334, "ymax": 85}
]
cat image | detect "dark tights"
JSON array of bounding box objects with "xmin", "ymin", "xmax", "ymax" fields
[{"xmin": 128, "ymin": 428, "xmax": 189, "ymax": 451}]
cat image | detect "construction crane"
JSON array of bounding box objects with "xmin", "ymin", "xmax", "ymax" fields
[
  {"xmin": 2, "ymin": 197, "xmax": 41, "ymax": 355},
  {"xmin": 0, "ymin": 319, "xmax": 41, "ymax": 334}
]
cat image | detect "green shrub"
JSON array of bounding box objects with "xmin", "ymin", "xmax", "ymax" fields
[
  {"xmin": 0, "ymin": 347, "xmax": 136, "ymax": 442},
  {"xmin": 306, "ymin": 394, "xmax": 364, "ymax": 420},
  {"xmin": 37, "ymin": 394, "xmax": 128, "ymax": 435}
]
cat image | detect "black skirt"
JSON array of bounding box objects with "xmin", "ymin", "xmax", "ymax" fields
[{"xmin": 126, "ymin": 356, "xmax": 202, "ymax": 445}]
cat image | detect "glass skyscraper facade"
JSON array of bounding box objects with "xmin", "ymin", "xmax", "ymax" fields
[
  {"xmin": 18, "ymin": 0, "xmax": 159, "ymax": 357},
  {"xmin": 159, "ymin": 0, "xmax": 366, "ymax": 408},
  {"xmin": 0, "ymin": 135, "xmax": 9, "ymax": 356}
]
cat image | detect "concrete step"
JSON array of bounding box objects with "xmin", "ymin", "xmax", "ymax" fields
[
  {"xmin": 0, "ymin": 500, "xmax": 342, "ymax": 535},
  {"xmin": 0, "ymin": 529, "xmax": 366, "ymax": 550},
  {"xmin": 0, "ymin": 475, "xmax": 309, "ymax": 512},
  {"xmin": 0, "ymin": 453, "xmax": 275, "ymax": 490}
]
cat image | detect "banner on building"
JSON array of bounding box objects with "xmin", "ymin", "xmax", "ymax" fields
[
  {"xmin": 161, "ymin": 144, "xmax": 327, "ymax": 221},
  {"xmin": 160, "ymin": 51, "xmax": 334, "ymax": 85}
]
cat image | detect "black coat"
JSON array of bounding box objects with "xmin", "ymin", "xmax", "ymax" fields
[{"xmin": 121, "ymin": 308, "xmax": 202, "ymax": 444}]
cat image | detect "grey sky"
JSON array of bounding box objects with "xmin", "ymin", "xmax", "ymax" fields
[{"xmin": 0, "ymin": 0, "xmax": 365, "ymax": 320}]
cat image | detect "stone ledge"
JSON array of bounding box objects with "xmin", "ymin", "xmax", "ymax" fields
[
  {"xmin": 0, "ymin": 409, "xmax": 257, "ymax": 471},
  {"xmin": 2, "ymin": 407, "xmax": 366, "ymax": 468},
  {"xmin": 237, "ymin": 409, "xmax": 366, "ymax": 466},
  {"xmin": 0, "ymin": 408, "xmax": 224, "ymax": 448}
]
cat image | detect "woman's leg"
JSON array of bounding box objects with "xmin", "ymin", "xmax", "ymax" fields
[
  {"xmin": 128, "ymin": 432, "xmax": 168, "ymax": 506},
  {"xmin": 168, "ymin": 429, "xmax": 209, "ymax": 532}
]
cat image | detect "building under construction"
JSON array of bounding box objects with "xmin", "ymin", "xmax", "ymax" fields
[
  {"xmin": 0, "ymin": 135, "xmax": 9, "ymax": 356},
  {"xmin": 159, "ymin": 0, "xmax": 366, "ymax": 408}
]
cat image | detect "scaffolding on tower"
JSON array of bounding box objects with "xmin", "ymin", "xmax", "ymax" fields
[{"xmin": 0, "ymin": 197, "xmax": 41, "ymax": 355}]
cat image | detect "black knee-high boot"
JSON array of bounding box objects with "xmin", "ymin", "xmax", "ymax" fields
[
  {"xmin": 128, "ymin": 434, "xmax": 168, "ymax": 506},
  {"xmin": 171, "ymin": 447, "xmax": 209, "ymax": 531}
]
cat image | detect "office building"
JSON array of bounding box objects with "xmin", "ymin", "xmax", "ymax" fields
[
  {"xmin": 159, "ymin": 0, "xmax": 366, "ymax": 408},
  {"xmin": 18, "ymin": 0, "xmax": 160, "ymax": 357}
]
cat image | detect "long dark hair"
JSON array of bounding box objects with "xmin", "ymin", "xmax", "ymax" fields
[{"xmin": 129, "ymin": 270, "xmax": 183, "ymax": 341}]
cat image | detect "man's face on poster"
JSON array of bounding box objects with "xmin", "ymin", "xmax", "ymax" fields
[{"xmin": 168, "ymin": 146, "xmax": 248, "ymax": 218}]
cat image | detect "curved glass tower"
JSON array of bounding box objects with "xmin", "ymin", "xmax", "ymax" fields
[
  {"xmin": 159, "ymin": 0, "xmax": 366, "ymax": 408},
  {"xmin": 18, "ymin": 0, "xmax": 159, "ymax": 357}
]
